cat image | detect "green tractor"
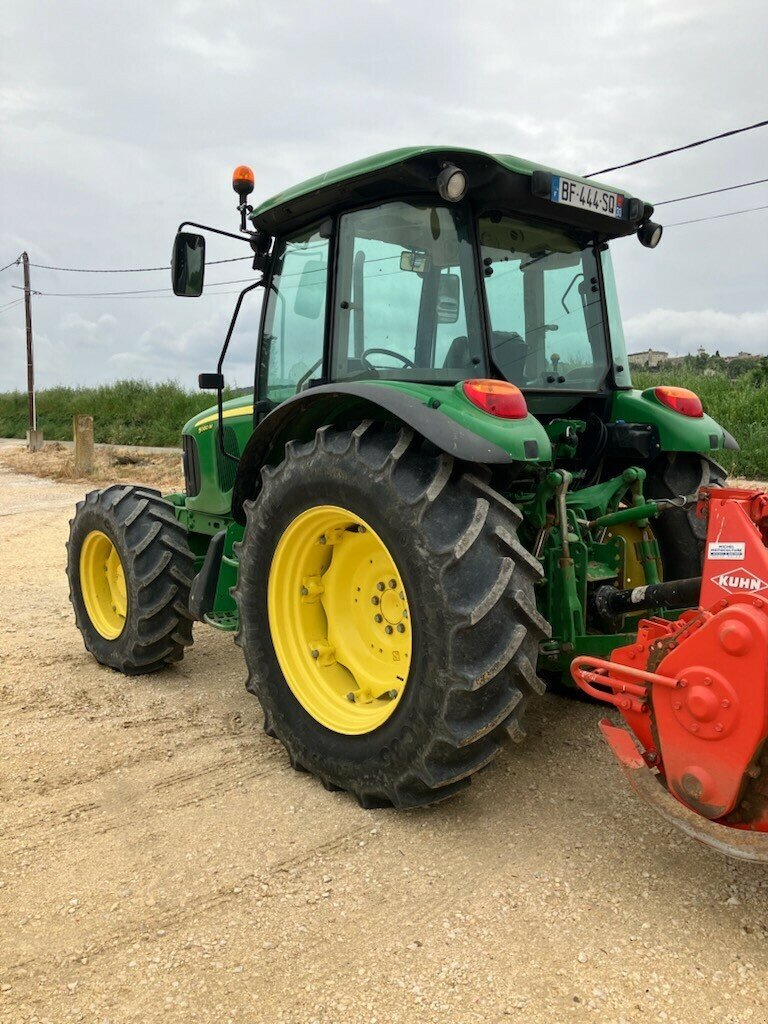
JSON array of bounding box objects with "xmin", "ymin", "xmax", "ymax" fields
[{"xmin": 70, "ymin": 148, "xmax": 766, "ymax": 854}]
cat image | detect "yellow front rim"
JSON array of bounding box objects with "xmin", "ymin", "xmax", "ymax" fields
[
  {"xmin": 268, "ymin": 505, "xmax": 412, "ymax": 735},
  {"xmin": 79, "ymin": 530, "xmax": 128, "ymax": 640}
]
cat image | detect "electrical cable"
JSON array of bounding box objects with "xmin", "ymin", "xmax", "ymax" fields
[
  {"xmin": 585, "ymin": 118, "xmax": 768, "ymax": 176},
  {"xmin": 11, "ymin": 276, "xmax": 256, "ymax": 297},
  {"xmin": 666, "ymin": 203, "xmax": 768, "ymax": 227},
  {"xmin": 655, "ymin": 177, "xmax": 768, "ymax": 205},
  {"xmin": 0, "ymin": 256, "xmax": 21, "ymax": 274},
  {"xmin": 27, "ymin": 255, "xmax": 252, "ymax": 273}
]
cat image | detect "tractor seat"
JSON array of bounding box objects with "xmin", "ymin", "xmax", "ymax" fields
[
  {"xmin": 490, "ymin": 331, "xmax": 529, "ymax": 385},
  {"xmin": 442, "ymin": 335, "xmax": 474, "ymax": 370}
]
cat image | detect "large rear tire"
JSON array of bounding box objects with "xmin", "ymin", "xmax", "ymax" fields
[
  {"xmin": 646, "ymin": 454, "xmax": 726, "ymax": 579},
  {"xmin": 234, "ymin": 422, "xmax": 549, "ymax": 808},
  {"xmin": 67, "ymin": 485, "xmax": 195, "ymax": 674}
]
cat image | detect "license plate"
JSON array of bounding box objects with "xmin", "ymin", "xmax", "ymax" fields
[{"xmin": 551, "ymin": 176, "xmax": 624, "ymax": 219}]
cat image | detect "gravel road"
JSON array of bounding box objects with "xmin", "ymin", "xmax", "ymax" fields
[{"xmin": 1, "ymin": 466, "xmax": 766, "ymax": 1024}]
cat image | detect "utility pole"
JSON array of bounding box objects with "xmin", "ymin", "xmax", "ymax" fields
[{"xmin": 22, "ymin": 252, "xmax": 43, "ymax": 451}]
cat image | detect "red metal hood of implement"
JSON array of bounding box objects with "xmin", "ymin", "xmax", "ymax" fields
[{"xmin": 572, "ymin": 486, "xmax": 768, "ymax": 862}]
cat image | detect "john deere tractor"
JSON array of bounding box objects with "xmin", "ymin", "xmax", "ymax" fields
[{"xmin": 68, "ymin": 148, "xmax": 768, "ymax": 859}]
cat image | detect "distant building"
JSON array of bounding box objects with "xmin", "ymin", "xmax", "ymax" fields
[
  {"xmin": 724, "ymin": 350, "xmax": 758, "ymax": 362},
  {"xmin": 628, "ymin": 348, "xmax": 669, "ymax": 369}
]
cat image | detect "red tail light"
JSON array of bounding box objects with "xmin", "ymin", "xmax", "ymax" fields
[
  {"xmin": 462, "ymin": 379, "xmax": 528, "ymax": 419},
  {"xmin": 654, "ymin": 386, "xmax": 704, "ymax": 418}
]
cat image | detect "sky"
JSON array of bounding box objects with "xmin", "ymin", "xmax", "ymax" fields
[{"xmin": 1, "ymin": 0, "xmax": 767, "ymax": 393}]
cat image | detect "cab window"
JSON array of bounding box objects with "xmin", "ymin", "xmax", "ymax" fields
[
  {"xmin": 331, "ymin": 201, "xmax": 485, "ymax": 382},
  {"xmin": 479, "ymin": 214, "xmax": 609, "ymax": 390},
  {"xmin": 257, "ymin": 224, "xmax": 329, "ymax": 404}
]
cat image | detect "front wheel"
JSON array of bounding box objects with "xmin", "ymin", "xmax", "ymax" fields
[
  {"xmin": 67, "ymin": 485, "xmax": 195, "ymax": 674},
  {"xmin": 234, "ymin": 422, "xmax": 549, "ymax": 808}
]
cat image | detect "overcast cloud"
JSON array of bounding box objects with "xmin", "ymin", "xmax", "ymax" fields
[{"xmin": 1, "ymin": 0, "xmax": 767, "ymax": 392}]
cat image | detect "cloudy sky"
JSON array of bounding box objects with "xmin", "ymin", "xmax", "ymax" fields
[{"xmin": 1, "ymin": 0, "xmax": 767, "ymax": 392}]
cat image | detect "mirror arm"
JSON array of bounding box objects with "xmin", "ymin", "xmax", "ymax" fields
[
  {"xmin": 177, "ymin": 221, "xmax": 254, "ymax": 244},
  {"xmin": 215, "ymin": 278, "xmax": 265, "ymax": 465}
]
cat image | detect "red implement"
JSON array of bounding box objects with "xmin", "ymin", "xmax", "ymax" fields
[{"xmin": 572, "ymin": 487, "xmax": 768, "ymax": 860}]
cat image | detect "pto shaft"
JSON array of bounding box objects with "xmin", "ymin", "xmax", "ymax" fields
[{"xmin": 594, "ymin": 576, "xmax": 701, "ymax": 621}]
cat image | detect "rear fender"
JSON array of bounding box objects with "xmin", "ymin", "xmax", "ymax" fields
[{"xmin": 231, "ymin": 382, "xmax": 551, "ymax": 523}]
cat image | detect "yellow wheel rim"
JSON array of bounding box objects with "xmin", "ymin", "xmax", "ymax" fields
[
  {"xmin": 79, "ymin": 530, "xmax": 128, "ymax": 640},
  {"xmin": 268, "ymin": 505, "xmax": 412, "ymax": 735},
  {"xmin": 606, "ymin": 521, "xmax": 663, "ymax": 589}
]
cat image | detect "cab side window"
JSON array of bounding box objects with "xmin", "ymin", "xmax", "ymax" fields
[{"xmin": 258, "ymin": 225, "xmax": 329, "ymax": 404}]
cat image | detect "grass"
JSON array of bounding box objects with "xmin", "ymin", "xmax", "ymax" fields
[
  {"xmin": 1, "ymin": 370, "xmax": 766, "ymax": 476},
  {"xmin": 634, "ymin": 367, "xmax": 768, "ymax": 479},
  {"xmin": 0, "ymin": 380, "xmax": 243, "ymax": 449}
]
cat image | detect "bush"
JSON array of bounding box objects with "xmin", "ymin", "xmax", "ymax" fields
[
  {"xmin": 0, "ymin": 381, "xmax": 244, "ymax": 449},
  {"xmin": 1, "ymin": 372, "xmax": 765, "ymax": 478},
  {"xmin": 634, "ymin": 368, "xmax": 768, "ymax": 478}
]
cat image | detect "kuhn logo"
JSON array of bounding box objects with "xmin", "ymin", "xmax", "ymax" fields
[{"xmin": 711, "ymin": 568, "xmax": 768, "ymax": 594}]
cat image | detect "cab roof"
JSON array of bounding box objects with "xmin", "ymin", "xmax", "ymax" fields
[{"xmin": 249, "ymin": 146, "xmax": 651, "ymax": 240}]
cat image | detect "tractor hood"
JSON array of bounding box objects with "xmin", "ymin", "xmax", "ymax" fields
[{"xmin": 249, "ymin": 146, "xmax": 652, "ymax": 241}]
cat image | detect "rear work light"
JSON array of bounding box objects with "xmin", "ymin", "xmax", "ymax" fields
[
  {"xmin": 654, "ymin": 386, "xmax": 704, "ymax": 418},
  {"xmin": 462, "ymin": 379, "xmax": 528, "ymax": 419}
]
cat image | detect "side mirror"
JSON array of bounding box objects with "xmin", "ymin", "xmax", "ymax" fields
[
  {"xmin": 400, "ymin": 250, "xmax": 430, "ymax": 273},
  {"xmin": 437, "ymin": 273, "xmax": 460, "ymax": 324},
  {"xmin": 293, "ymin": 260, "xmax": 327, "ymax": 320},
  {"xmin": 171, "ymin": 232, "xmax": 205, "ymax": 297}
]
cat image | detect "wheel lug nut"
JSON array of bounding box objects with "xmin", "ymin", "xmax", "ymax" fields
[
  {"xmin": 385, "ymin": 625, "xmax": 393, "ymax": 635},
  {"xmin": 300, "ymin": 586, "xmax": 308, "ymax": 596},
  {"xmin": 399, "ymin": 591, "xmax": 404, "ymax": 600},
  {"xmin": 388, "ymin": 579, "xmax": 396, "ymax": 588},
  {"xmin": 346, "ymin": 692, "xmax": 356, "ymax": 702},
  {"xmin": 318, "ymin": 535, "xmax": 327, "ymax": 545},
  {"xmin": 371, "ymin": 596, "xmax": 379, "ymax": 605},
  {"xmin": 397, "ymin": 623, "xmax": 405, "ymax": 633},
  {"xmin": 311, "ymin": 649, "xmax": 319, "ymax": 659},
  {"xmin": 376, "ymin": 582, "xmax": 385, "ymax": 592},
  {"xmin": 387, "ymin": 689, "xmax": 398, "ymax": 699},
  {"xmin": 374, "ymin": 614, "xmax": 383, "ymax": 623},
  {"xmin": 402, "ymin": 610, "xmax": 408, "ymax": 619}
]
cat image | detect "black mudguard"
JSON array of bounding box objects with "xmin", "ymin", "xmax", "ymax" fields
[{"xmin": 231, "ymin": 383, "xmax": 519, "ymax": 524}]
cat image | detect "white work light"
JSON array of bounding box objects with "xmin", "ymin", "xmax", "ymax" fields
[{"xmin": 436, "ymin": 164, "xmax": 468, "ymax": 202}]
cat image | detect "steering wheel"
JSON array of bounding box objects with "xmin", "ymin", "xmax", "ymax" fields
[{"xmin": 361, "ymin": 348, "xmax": 416, "ymax": 371}]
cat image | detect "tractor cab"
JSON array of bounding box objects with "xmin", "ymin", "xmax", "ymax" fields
[{"xmin": 174, "ymin": 148, "xmax": 659, "ymax": 421}]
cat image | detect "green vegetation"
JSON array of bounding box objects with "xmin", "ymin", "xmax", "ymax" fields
[
  {"xmin": 0, "ymin": 380, "xmax": 244, "ymax": 448},
  {"xmin": 0, "ymin": 363, "xmax": 766, "ymax": 476},
  {"xmin": 635, "ymin": 357, "xmax": 768, "ymax": 479}
]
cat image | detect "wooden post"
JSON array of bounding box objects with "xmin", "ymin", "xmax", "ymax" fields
[
  {"xmin": 73, "ymin": 414, "xmax": 94, "ymax": 475},
  {"xmin": 22, "ymin": 252, "xmax": 44, "ymax": 452}
]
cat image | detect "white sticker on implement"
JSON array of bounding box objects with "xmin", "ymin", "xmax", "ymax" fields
[{"xmin": 708, "ymin": 541, "xmax": 745, "ymax": 560}]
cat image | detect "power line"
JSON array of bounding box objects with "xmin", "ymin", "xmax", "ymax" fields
[
  {"xmin": 0, "ymin": 298, "xmax": 24, "ymax": 315},
  {"xmin": 656, "ymin": 177, "xmax": 768, "ymax": 206},
  {"xmin": 585, "ymin": 118, "xmax": 768, "ymax": 177},
  {"xmin": 0, "ymin": 256, "xmax": 21, "ymax": 274},
  {"xmin": 27, "ymin": 255, "xmax": 252, "ymax": 273},
  {"xmin": 11, "ymin": 276, "xmax": 256, "ymax": 297},
  {"xmin": 666, "ymin": 202, "xmax": 768, "ymax": 227}
]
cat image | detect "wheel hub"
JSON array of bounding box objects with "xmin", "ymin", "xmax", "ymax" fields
[
  {"xmin": 79, "ymin": 530, "xmax": 127, "ymax": 640},
  {"xmin": 267, "ymin": 505, "xmax": 412, "ymax": 735}
]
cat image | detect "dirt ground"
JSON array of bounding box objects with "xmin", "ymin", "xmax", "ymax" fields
[
  {"xmin": 0, "ymin": 440, "xmax": 183, "ymax": 492},
  {"xmin": 1, "ymin": 462, "xmax": 767, "ymax": 1024}
]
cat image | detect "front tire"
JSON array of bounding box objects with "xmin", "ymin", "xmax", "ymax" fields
[
  {"xmin": 67, "ymin": 485, "xmax": 195, "ymax": 674},
  {"xmin": 234, "ymin": 422, "xmax": 549, "ymax": 808}
]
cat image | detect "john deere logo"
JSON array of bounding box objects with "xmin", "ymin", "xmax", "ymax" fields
[{"xmin": 711, "ymin": 568, "xmax": 768, "ymax": 594}]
